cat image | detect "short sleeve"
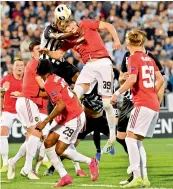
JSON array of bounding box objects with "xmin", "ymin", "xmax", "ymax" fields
[
  {"xmin": 128, "ymin": 55, "xmax": 139, "ymax": 75},
  {"xmin": 45, "ymin": 81, "xmax": 62, "ymax": 103},
  {"xmin": 121, "ymin": 51, "xmax": 130, "ymax": 72},
  {"xmin": 80, "ymin": 19, "xmax": 100, "ymax": 30}
]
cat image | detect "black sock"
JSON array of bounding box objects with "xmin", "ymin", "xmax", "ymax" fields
[
  {"xmin": 93, "ymin": 131, "xmax": 101, "ymax": 153},
  {"xmin": 48, "ymin": 165, "xmax": 55, "ymax": 172},
  {"xmin": 116, "ymin": 138, "xmax": 128, "ymax": 154}
]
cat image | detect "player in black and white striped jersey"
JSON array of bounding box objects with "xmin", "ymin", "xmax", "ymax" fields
[
  {"xmin": 40, "ymin": 23, "xmax": 80, "ymax": 85},
  {"xmin": 117, "ymin": 48, "xmax": 165, "ymax": 185}
]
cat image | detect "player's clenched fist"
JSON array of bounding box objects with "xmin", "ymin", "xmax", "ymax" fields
[{"xmin": 112, "ymin": 41, "xmax": 121, "ymax": 50}]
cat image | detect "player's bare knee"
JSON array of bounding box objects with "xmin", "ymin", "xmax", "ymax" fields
[
  {"xmin": 44, "ymin": 139, "xmax": 54, "ymax": 149},
  {"xmin": 117, "ymin": 132, "xmax": 126, "ymax": 140}
]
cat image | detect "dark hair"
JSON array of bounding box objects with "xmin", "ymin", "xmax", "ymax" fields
[
  {"xmin": 29, "ymin": 41, "xmax": 40, "ymax": 52},
  {"xmin": 37, "ymin": 59, "xmax": 52, "ymax": 75}
]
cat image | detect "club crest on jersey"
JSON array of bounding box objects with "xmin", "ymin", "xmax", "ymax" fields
[{"xmin": 35, "ymin": 117, "xmax": 39, "ymax": 122}]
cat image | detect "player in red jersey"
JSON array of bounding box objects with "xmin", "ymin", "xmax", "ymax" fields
[
  {"xmin": 8, "ymin": 41, "xmax": 46, "ymax": 180},
  {"xmin": 36, "ymin": 59, "xmax": 99, "ymax": 187},
  {"xmin": 40, "ymin": 18, "xmax": 121, "ymax": 153},
  {"xmin": 0, "ymin": 59, "xmax": 24, "ymax": 173},
  {"xmin": 111, "ymin": 30, "xmax": 164, "ymax": 188}
]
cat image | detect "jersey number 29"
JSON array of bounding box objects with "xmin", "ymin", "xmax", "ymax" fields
[{"xmin": 142, "ymin": 65, "xmax": 154, "ymax": 88}]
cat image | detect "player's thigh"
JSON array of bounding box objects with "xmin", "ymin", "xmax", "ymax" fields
[
  {"xmin": 16, "ymin": 97, "xmax": 41, "ymax": 127},
  {"xmin": 0, "ymin": 112, "xmax": 14, "ymax": 136},
  {"xmin": 127, "ymin": 106, "xmax": 156, "ymax": 137},
  {"xmin": 58, "ymin": 112, "xmax": 86, "ymax": 145},
  {"xmin": 95, "ymin": 58, "xmax": 114, "ymax": 96}
]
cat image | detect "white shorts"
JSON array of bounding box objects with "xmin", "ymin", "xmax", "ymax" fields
[
  {"xmin": 40, "ymin": 113, "xmax": 50, "ymax": 136},
  {"xmin": 76, "ymin": 58, "xmax": 114, "ymax": 96},
  {"xmin": 50, "ymin": 112, "xmax": 86, "ymax": 144},
  {"xmin": 0, "ymin": 112, "xmax": 20, "ymax": 136},
  {"xmin": 127, "ymin": 106, "xmax": 159, "ymax": 138},
  {"xmin": 16, "ymin": 97, "xmax": 41, "ymax": 128}
]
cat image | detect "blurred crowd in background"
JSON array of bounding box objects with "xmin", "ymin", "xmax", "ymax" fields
[{"xmin": 1, "ymin": 1, "xmax": 173, "ymax": 92}]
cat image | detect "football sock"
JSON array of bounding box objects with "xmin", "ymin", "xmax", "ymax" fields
[
  {"xmin": 93, "ymin": 131, "xmax": 101, "ymax": 153},
  {"xmin": 63, "ymin": 147, "xmax": 91, "ymax": 165},
  {"xmin": 23, "ymin": 135, "xmax": 39, "ymax": 174},
  {"xmin": 46, "ymin": 146, "xmax": 67, "ymax": 178},
  {"xmin": 11, "ymin": 141, "xmax": 26, "ymax": 165},
  {"xmin": 39, "ymin": 143, "xmax": 45, "ymax": 158},
  {"xmin": 125, "ymin": 137, "xmax": 141, "ymax": 178},
  {"xmin": 102, "ymin": 98, "xmax": 116, "ymax": 140},
  {"xmin": 137, "ymin": 140, "xmax": 147, "ymax": 178},
  {"xmin": 0, "ymin": 136, "xmax": 9, "ymax": 166},
  {"xmin": 116, "ymin": 138, "xmax": 128, "ymax": 154},
  {"xmin": 69, "ymin": 144, "xmax": 81, "ymax": 171},
  {"xmin": 73, "ymin": 85, "xmax": 84, "ymax": 99}
]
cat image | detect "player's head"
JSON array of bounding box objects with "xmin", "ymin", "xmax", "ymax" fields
[
  {"xmin": 29, "ymin": 40, "xmax": 40, "ymax": 59},
  {"xmin": 125, "ymin": 30, "xmax": 147, "ymax": 52},
  {"xmin": 37, "ymin": 59, "xmax": 52, "ymax": 80},
  {"xmin": 13, "ymin": 59, "xmax": 24, "ymax": 77},
  {"xmin": 56, "ymin": 20, "xmax": 78, "ymax": 33}
]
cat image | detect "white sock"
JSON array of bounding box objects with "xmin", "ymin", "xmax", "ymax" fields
[
  {"xmin": 0, "ymin": 136, "xmax": 9, "ymax": 166},
  {"xmin": 63, "ymin": 145, "xmax": 91, "ymax": 165},
  {"xmin": 46, "ymin": 146, "xmax": 67, "ymax": 178},
  {"xmin": 137, "ymin": 140, "xmax": 147, "ymax": 178},
  {"xmin": 11, "ymin": 141, "xmax": 26, "ymax": 166},
  {"xmin": 102, "ymin": 98, "xmax": 116, "ymax": 140},
  {"xmin": 23, "ymin": 135, "xmax": 40, "ymax": 174},
  {"xmin": 39, "ymin": 143, "xmax": 45, "ymax": 159},
  {"xmin": 69, "ymin": 144, "xmax": 81, "ymax": 171},
  {"xmin": 125, "ymin": 137, "xmax": 141, "ymax": 178},
  {"xmin": 73, "ymin": 85, "xmax": 84, "ymax": 99},
  {"xmin": 34, "ymin": 160, "xmax": 42, "ymax": 174}
]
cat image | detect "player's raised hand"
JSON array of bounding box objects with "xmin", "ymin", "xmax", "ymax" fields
[
  {"xmin": 39, "ymin": 48, "xmax": 49, "ymax": 55},
  {"xmin": 36, "ymin": 121, "xmax": 47, "ymax": 131},
  {"xmin": 112, "ymin": 41, "xmax": 121, "ymax": 50},
  {"xmin": 2, "ymin": 81, "xmax": 10, "ymax": 91}
]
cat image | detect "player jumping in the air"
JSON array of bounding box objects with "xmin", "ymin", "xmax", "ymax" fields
[
  {"xmin": 40, "ymin": 18, "xmax": 121, "ymax": 154},
  {"xmin": 0, "ymin": 59, "xmax": 24, "ymax": 173},
  {"xmin": 111, "ymin": 30, "xmax": 164, "ymax": 188}
]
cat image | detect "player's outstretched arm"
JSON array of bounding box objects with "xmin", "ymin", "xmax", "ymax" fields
[
  {"xmin": 49, "ymin": 32, "xmax": 75, "ymax": 40},
  {"xmin": 35, "ymin": 75, "xmax": 45, "ymax": 89},
  {"xmin": 111, "ymin": 74, "xmax": 137, "ymax": 104},
  {"xmin": 36, "ymin": 99, "xmax": 66, "ymax": 131},
  {"xmin": 39, "ymin": 48, "xmax": 66, "ymax": 60},
  {"xmin": 99, "ymin": 21, "xmax": 121, "ymax": 50}
]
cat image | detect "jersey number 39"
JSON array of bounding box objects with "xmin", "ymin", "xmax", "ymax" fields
[{"xmin": 142, "ymin": 65, "xmax": 154, "ymax": 88}]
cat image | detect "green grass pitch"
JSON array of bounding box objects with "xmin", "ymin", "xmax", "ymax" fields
[{"xmin": 1, "ymin": 139, "xmax": 173, "ymax": 189}]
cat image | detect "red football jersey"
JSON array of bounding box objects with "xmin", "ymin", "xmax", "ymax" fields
[
  {"xmin": 38, "ymin": 98, "xmax": 48, "ymax": 115},
  {"xmin": 20, "ymin": 58, "xmax": 43, "ymax": 105},
  {"xmin": 0, "ymin": 74, "xmax": 23, "ymax": 113},
  {"xmin": 128, "ymin": 51, "xmax": 160, "ymax": 111},
  {"xmin": 44, "ymin": 74, "xmax": 83, "ymax": 125},
  {"xmin": 61, "ymin": 19, "xmax": 110, "ymax": 63}
]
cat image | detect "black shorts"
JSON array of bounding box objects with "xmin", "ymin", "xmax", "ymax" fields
[
  {"xmin": 77, "ymin": 116, "xmax": 109, "ymax": 139},
  {"xmin": 117, "ymin": 98, "xmax": 133, "ymax": 133},
  {"xmin": 51, "ymin": 61, "xmax": 79, "ymax": 85}
]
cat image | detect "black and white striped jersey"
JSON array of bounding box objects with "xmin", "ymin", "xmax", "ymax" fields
[
  {"xmin": 40, "ymin": 24, "xmax": 64, "ymax": 65},
  {"xmin": 121, "ymin": 50, "xmax": 165, "ymax": 101}
]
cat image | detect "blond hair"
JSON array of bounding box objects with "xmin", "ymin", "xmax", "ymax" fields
[
  {"xmin": 126, "ymin": 29, "xmax": 147, "ymax": 46},
  {"xmin": 56, "ymin": 19, "xmax": 72, "ymax": 32}
]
